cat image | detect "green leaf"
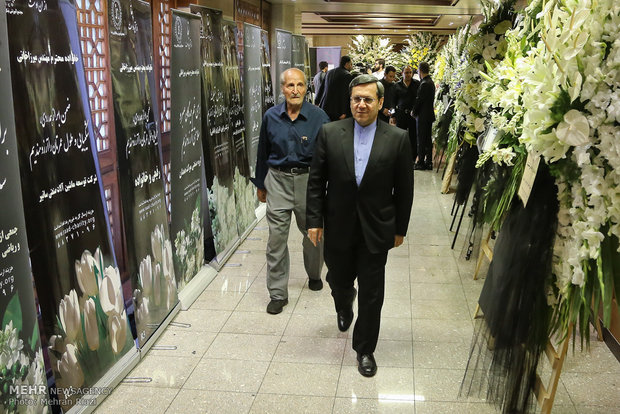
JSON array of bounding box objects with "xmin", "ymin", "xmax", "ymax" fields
[
  {"xmin": 29, "ymin": 322, "xmax": 40, "ymax": 352},
  {"xmin": 2, "ymin": 293, "xmax": 22, "ymax": 334}
]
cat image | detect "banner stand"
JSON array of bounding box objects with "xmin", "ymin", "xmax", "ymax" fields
[
  {"xmin": 69, "ymin": 348, "xmax": 140, "ymax": 414},
  {"xmin": 178, "ymin": 265, "xmax": 218, "ymax": 310},
  {"xmin": 136, "ymin": 302, "xmax": 182, "ymax": 355}
]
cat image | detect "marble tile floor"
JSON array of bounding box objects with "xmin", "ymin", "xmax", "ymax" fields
[{"xmin": 95, "ymin": 170, "xmax": 620, "ymax": 414}]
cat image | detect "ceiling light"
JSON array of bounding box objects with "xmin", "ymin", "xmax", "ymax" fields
[{"xmin": 449, "ymin": 22, "xmax": 454, "ymax": 25}]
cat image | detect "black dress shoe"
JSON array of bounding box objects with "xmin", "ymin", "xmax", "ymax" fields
[
  {"xmin": 308, "ymin": 278, "xmax": 323, "ymax": 291},
  {"xmin": 266, "ymin": 299, "xmax": 288, "ymax": 314},
  {"xmin": 413, "ymin": 162, "xmax": 425, "ymax": 170},
  {"xmin": 357, "ymin": 353, "xmax": 377, "ymax": 377},
  {"xmin": 337, "ymin": 309, "xmax": 354, "ymax": 332}
]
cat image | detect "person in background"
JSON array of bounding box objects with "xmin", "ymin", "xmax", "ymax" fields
[
  {"xmin": 413, "ymin": 61, "xmax": 436, "ymax": 170},
  {"xmin": 306, "ymin": 75, "xmax": 414, "ymax": 377},
  {"xmin": 395, "ymin": 65, "xmax": 420, "ymax": 165},
  {"xmin": 378, "ymin": 65, "xmax": 397, "ymax": 124},
  {"xmin": 254, "ymin": 68, "xmax": 330, "ymax": 315},
  {"xmin": 372, "ymin": 58, "xmax": 385, "ymax": 80},
  {"xmin": 316, "ymin": 55, "xmax": 354, "ymax": 121},
  {"xmin": 312, "ymin": 61, "xmax": 328, "ymax": 104}
]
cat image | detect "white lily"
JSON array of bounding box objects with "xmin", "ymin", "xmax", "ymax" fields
[
  {"xmin": 83, "ymin": 298, "xmax": 99, "ymax": 351},
  {"xmin": 57, "ymin": 344, "xmax": 84, "ymax": 388},
  {"xmin": 108, "ymin": 311, "xmax": 128, "ymax": 354},
  {"xmin": 75, "ymin": 250, "xmax": 98, "ymax": 297},
  {"xmin": 59, "ymin": 290, "xmax": 81, "ymax": 342}
]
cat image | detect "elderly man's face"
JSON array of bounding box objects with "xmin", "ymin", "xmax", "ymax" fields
[
  {"xmin": 281, "ymin": 69, "xmax": 306, "ymax": 107},
  {"xmin": 350, "ymin": 83, "xmax": 383, "ymax": 127}
]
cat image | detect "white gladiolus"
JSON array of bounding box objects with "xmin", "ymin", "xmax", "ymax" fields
[
  {"xmin": 83, "ymin": 298, "xmax": 99, "ymax": 351},
  {"xmin": 59, "ymin": 290, "xmax": 81, "ymax": 342}
]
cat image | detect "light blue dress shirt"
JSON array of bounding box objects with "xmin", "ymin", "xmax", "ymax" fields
[{"xmin": 353, "ymin": 121, "xmax": 377, "ymax": 186}]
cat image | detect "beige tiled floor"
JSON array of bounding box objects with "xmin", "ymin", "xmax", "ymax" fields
[{"xmin": 95, "ymin": 170, "xmax": 620, "ymax": 413}]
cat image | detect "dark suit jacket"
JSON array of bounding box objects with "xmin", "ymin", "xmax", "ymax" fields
[
  {"xmin": 317, "ymin": 66, "xmax": 353, "ymax": 121},
  {"xmin": 413, "ymin": 76, "xmax": 436, "ymax": 137},
  {"xmin": 306, "ymin": 119, "xmax": 414, "ymax": 254}
]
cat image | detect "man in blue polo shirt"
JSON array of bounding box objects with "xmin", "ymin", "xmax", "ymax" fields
[{"xmin": 255, "ymin": 68, "xmax": 330, "ymax": 314}]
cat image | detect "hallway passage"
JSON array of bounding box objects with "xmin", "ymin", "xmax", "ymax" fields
[{"xmin": 96, "ymin": 170, "xmax": 620, "ymax": 414}]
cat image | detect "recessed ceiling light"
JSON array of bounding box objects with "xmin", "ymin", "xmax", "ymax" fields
[{"xmin": 449, "ymin": 22, "xmax": 454, "ymax": 25}]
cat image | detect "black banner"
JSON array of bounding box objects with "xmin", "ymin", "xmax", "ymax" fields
[
  {"xmin": 169, "ymin": 10, "xmax": 204, "ymax": 291},
  {"xmin": 291, "ymin": 34, "xmax": 305, "ymax": 73},
  {"xmin": 222, "ymin": 20, "xmax": 256, "ymax": 235},
  {"xmin": 243, "ymin": 23, "xmax": 262, "ymax": 178},
  {"xmin": 191, "ymin": 5, "xmax": 239, "ymax": 260},
  {"xmin": 108, "ymin": 0, "xmax": 178, "ymax": 347},
  {"xmin": 274, "ymin": 29, "xmax": 292, "ymax": 105},
  {"xmin": 261, "ymin": 29, "xmax": 275, "ymax": 115},
  {"xmin": 0, "ymin": 1, "xmax": 47, "ymax": 410},
  {"xmin": 7, "ymin": 0, "xmax": 133, "ymax": 406}
]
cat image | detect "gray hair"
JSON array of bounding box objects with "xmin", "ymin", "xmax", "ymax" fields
[
  {"xmin": 348, "ymin": 74, "xmax": 384, "ymax": 99},
  {"xmin": 280, "ymin": 68, "xmax": 307, "ymax": 86}
]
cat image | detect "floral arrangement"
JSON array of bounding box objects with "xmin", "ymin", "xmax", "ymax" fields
[
  {"xmin": 401, "ymin": 31, "xmax": 444, "ymax": 71},
  {"xmin": 454, "ymin": 0, "xmax": 620, "ymax": 342},
  {"xmin": 173, "ymin": 198, "xmax": 204, "ymax": 290},
  {"xmin": 347, "ymin": 35, "xmax": 408, "ymax": 71},
  {"xmin": 47, "ymin": 248, "xmax": 132, "ymax": 399},
  {"xmin": 134, "ymin": 225, "xmax": 178, "ymax": 335},
  {"xmin": 518, "ymin": 0, "xmax": 620, "ymax": 340},
  {"xmin": 0, "ymin": 321, "xmax": 47, "ymax": 413}
]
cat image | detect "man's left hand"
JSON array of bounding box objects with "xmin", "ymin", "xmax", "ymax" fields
[{"xmin": 394, "ymin": 235, "xmax": 404, "ymax": 247}]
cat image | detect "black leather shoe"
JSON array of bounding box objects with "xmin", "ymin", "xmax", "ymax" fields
[
  {"xmin": 337, "ymin": 309, "xmax": 354, "ymax": 332},
  {"xmin": 357, "ymin": 353, "xmax": 377, "ymax": 377},
  {"xmin": 413, "ymin": 162, "xmax": 425, "ymax": 170},
  {"xmin": 308, "ymin": 279, "xmax": 323, "ymax": 291},
  {"xmin": 266, "ymin": 299, "xmax": 288, "ymax": 314}
]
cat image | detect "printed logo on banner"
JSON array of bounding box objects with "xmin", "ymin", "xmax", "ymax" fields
[
  {"xmin": 174, "ymin": 16, "xmax": 183, "ymax": 44},
  {"xmin": 111, "ymin": 0, "xmax": 122, "ymax": 32}
]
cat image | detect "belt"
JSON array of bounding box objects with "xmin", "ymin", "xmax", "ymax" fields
[{"xmin": 272, "ymin": 165, "xmax": 310, "ymax": 174}]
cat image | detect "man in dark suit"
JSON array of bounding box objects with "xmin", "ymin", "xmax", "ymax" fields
[
  {"xmin": 412, "ymin": 61, "xmax": 436, "ymax": 170},
  {"xmin": 316, "ymin": 55, "xmax": 353, "ymax": 121},
  {"xmin": 378, "ymin": 65, "xmax": 397, "ymax": 124},
  {"xmin": 395, "ymin": 65, "xmax": 420, "ymax": 164},
  {"xmin": 306, "ymin": 74, "xmax": 414, "ymax": 377}
]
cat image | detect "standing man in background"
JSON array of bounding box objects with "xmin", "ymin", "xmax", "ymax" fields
[
  {"xmin": 255, "ymin": 68, "xmax": 330, "ymax": 315},
  {"xmin": 413, "ymin": 61, "xmax": 436, "ymax": 170},
  {"xmin": 316, "ymin": 55, "xmax": 354, "ymax": 121},
  {"xmin": 395, "ymin": 65, "xmax": 420, "ymax": 165},
  {"xmin": 312, "ymin": 61, "xmax": 328, "ymax": 104},
  {"xmin": 372, "ymin": 58, "xmax": 385, "ymax": 80},
  {"xmin": 306, "ymin": 75, "xmax": 414, "ymax": 377},
  {"xmin": 378, "ymin": 65, "xmax": 397, "ymax": 124}
]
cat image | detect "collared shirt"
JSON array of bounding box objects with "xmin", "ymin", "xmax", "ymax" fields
[
  {"xmin": 254, "ymin": 100, "xmax": 330, "ymax": 189},
  {"xmin": 353, "ymin": 120, "xmax": 377, "ymax": 186}
]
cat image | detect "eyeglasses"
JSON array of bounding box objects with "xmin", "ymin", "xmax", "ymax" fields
[{"xmin": 351, "ymin": 96, "xmax": 376, "ymax": 105}]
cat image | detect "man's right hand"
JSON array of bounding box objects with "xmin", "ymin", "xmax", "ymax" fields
[
  {"xmin": 307, "ymin": 228, "xmax": 323, "ymax": 247},
  {"xmin": 257, "ymin": 188, "xmax": 267, "ymax": 203}
]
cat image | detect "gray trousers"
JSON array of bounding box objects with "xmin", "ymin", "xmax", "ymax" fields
[{"xmin": 264, "ymin": 168, "xmax": 324, "ymax": 300}]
